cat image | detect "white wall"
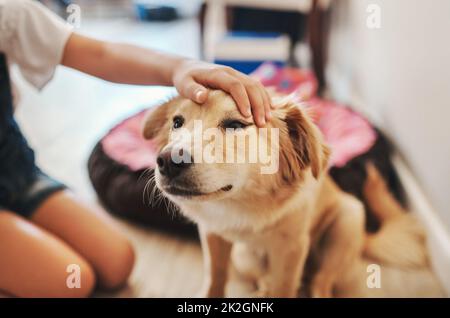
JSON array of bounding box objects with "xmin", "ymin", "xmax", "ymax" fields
[{"xmin": 327, "ymin": 0, "xmax": 450, "ymax": 231}]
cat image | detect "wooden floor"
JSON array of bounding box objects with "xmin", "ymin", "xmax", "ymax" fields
[{"xmin": 13, "ymin": 16, "xmax": 205, "ymax": 298}]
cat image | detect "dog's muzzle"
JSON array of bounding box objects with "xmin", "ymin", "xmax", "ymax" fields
[{"xmin": 156, "ymin": 148, "xmax": 193, "ymax": 179}]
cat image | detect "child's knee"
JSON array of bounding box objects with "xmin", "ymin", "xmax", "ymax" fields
[
  {"xmin": 62, "ymin": 261, "xmax": 97, "ymax": 298},
  {"xmin": 0, "ymin": 211, "xmax": 97, "ymax": 298},
  {"xmin": 18, "ymin": 257, "xmax": 96, "ymax": 298},
  {"xmin": 98, "ymin": 237, "xmax": 135, "ymax": 290}
]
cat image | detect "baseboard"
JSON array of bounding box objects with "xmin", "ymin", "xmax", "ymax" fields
[
  {"xmin": 392, "ymin": 154, "xmax": 450, "ymax": 296},
  {"xmin": 328, "ymin": 65, "xmax": 450, "ymax": 296},
  {"xmin": 342, "ymin": 89, "xmax": 450, "ymax": 295}
]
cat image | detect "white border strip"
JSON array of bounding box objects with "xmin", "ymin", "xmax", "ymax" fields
[{"xmin": 392, "ymin": 154, "xmax": 450, "ymax": 296}]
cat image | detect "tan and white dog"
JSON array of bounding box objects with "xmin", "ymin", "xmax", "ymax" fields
[{"xmin": 142, "ymin": 90, "xmax": 443, "ymax": 298}]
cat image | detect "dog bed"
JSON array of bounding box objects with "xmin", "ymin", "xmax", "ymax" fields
[{"xmin": 88, "ymin": 64, "xmax": 404, "ymax": 238}]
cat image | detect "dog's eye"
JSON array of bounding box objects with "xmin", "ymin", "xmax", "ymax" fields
[
  {"xmin": 221, "ymin": 119, "xmax": 250, "ymax": 130},
  {"xmin": 172, "ymin": 116, "xmax": 184, "ymax": 129}
]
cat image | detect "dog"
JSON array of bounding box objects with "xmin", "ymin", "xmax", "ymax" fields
[{"xmin": 142, "ymin": 90, "xmax": 443, "ymax": 297}]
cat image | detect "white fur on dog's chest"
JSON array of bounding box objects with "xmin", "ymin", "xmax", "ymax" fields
[
  {"xmin": 181, "ymin": 194, "xmax": 314, "ymax": 244},
  {"xmin": 185, "ymin": 202, "xmax": 266, "ymax": 236}
]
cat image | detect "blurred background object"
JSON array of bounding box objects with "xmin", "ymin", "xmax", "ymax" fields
[
  {"xmin": 212, "ymin": 32, "xmax": 290, "ymax": 74},
  {"xmin": 134, "ymin": 0, "xmax": 202, "ymax": 21},
  {"xmin": 201, "ymin": 0, "xmax": 331, "ymax": 87}
]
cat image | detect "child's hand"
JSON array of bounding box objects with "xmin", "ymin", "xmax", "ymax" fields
[
  {"xmin": 172, "ymin": 59, "xmax": 272, "ymax": 127},
  {"xmin": 62, "ymin": 34, "xmax": 270, "ymax": 126}
]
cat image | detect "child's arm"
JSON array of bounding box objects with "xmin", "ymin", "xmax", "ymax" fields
[{"xmin": 61, "ymin": 33, "xmax": 271, "ymax": 126}]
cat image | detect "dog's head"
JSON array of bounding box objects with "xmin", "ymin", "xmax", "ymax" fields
[{"xmin": 143, "ymin": 90, "xmax": 329, "ymax": 210}]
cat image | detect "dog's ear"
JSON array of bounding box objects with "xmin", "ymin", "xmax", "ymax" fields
[
  {"xmin": 142, "ymin": 104, "xmax": 168, "ymax": 140},
  {"xmin": 142, "ymin": 104, "xmax": 168, "ymax": 139},
  {"xmin": 142, "ymin": 97, "xmax": 180, "ymax": 147},
  {"xmin": 280, "ymin": 105, "xmax": 330, "ymax": 182}
]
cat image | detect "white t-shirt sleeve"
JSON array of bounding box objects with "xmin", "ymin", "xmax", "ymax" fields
[{"xmin": 0, "ymin": 0, "xmax": 73, "ymax": 89}]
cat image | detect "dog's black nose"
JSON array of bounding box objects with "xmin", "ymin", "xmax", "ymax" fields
[{"xmin": 157, "ymin": 148, "xmax": 193, "ymax": 179}]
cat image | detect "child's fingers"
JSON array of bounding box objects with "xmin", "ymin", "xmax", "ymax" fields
[
  {"xmin": 246, "ymin": 84, "xmax": 267, "ymax": 126},
  {"xmin": 195, "ymin": 72, "xmax": 252, "ymax": 118},
  {"xmin": 180, "ymin": 78, "xmax": 209, "ymax": 104},
  {"xmin": 263, "ymin": 87, "xmax": 275, "ymax": 111},
  {"xmin": 259, "ymin": 83, "xmax": 272, "ymax": 121},
  {"xmin": 227, "ymin": 69, "xmax": 271, "ymax": 125},
  {"xmin": 228, "ymin": 83, "xmax": 253, "ymax": 119},
  {"xmin": 264, "ymin": 96, "xmax": 272, "ymax": 121},
  {"xmin": 189, "ymin": 65, "xmax": 270, "ymax": 125}
]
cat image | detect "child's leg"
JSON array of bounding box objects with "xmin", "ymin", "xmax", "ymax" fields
[
  {"xmin": 0, "ymin": 210, "xmax": 96, "ymax": 297},
  {"xmin": 31, "ymin": 190, "xmax": 135, "ymax": 290}
]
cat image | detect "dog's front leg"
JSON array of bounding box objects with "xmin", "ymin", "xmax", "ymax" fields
[
  {"xmin": 198, "ymin": 227, "xmax": 232, "ymax": 298},
  {"xmin": 258, "ymin": 235, "xmax": 310, "ymax": 298},
  {"xmin": 310, "ymin": 194, "xmax": 365, "ymax": 298}
]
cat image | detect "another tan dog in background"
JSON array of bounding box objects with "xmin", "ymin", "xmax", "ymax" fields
[{"xmin": 143, "ymin": 90, "xmax": 443, "ymax": 297}]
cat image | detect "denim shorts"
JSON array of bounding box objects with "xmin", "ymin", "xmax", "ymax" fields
[
  {"xmin": 0, "ymin": 53, "xmax": 66, "ymax": 217},
  {"xmin": 0, "ymin": 169, "xmax": 66, "ymax": 217}
]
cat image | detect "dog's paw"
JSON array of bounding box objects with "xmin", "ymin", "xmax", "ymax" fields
[
  {"xmin": 250, "ymin": 290, "xmax": 270, "ymax": 298},
  {"xmin": 310, "ymin": 276, "xmax": 333, "ymax": 298},
  {"xmin": 194, "ymin": 289, "xmax": 210, "ymax": 298},
  {"xmin": 195, "ymin": 284, "xmax": 225, "ymax": 298},
  {"xmin": 310, "ymin": 286, "xmax": 332, "ymax": 298},
  {"xmin": 249, "ymin": 286, "xmax": 271, "ymax": 298},
  {"xmin": 251, "ymin": 277, "xmax": 272, "ymax": 298}
]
